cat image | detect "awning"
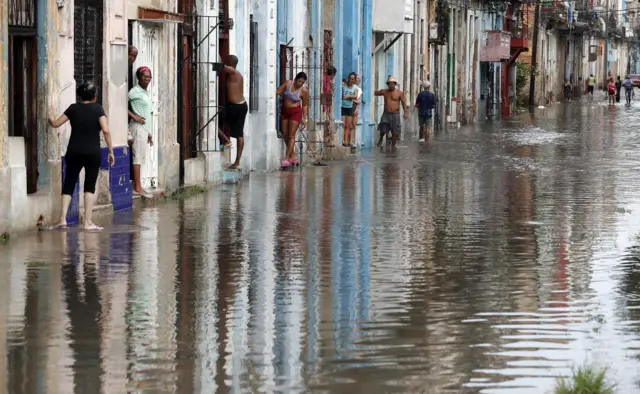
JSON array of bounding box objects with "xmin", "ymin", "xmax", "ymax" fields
[{"xmin": 137, "ymin": 7, "xmax": 184, "ymax": 23}]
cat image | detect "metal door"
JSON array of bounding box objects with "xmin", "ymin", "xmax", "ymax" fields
[{"xmin": 131, "ymin": 23, "xmax": 160, "ymax": 189}]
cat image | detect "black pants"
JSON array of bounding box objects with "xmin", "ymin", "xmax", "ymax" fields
[{"xmin": 63, "ymin": 154, "xmax": 101, "ymax": 196}]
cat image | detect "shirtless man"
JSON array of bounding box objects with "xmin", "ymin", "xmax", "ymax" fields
[
  {"xmin": 375, "ymin": 76, "xmax": 408, "ymax": 147},
  {"xmin": 220, "ymin": 55, "xmax": 248, "ymax": 169}
]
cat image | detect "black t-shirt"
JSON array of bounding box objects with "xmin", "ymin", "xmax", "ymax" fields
[{"xmin": 64, "ymin": 103, "xmax": 106, "ymax": 156}]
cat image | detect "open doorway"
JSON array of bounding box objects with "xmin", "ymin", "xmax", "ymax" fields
[{"xmin": 8, "ymin": 0, "xmax": 38, "ymax": 194}]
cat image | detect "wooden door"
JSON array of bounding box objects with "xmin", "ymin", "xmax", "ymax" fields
[{"xmin": 8, "ymin": 35, "xmax": 38, "ymax": 194}]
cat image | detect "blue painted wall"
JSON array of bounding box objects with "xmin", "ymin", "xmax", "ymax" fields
[
  {"xmin": 386, "ymin": 48, "xmax": 394, "ymax": 80},
  {"xmin": 342, "ymin": 0, "xmax": 358, "ymax": 76},
  {"xmin": 101, "ymin": 146, "xmax": 133, "ymax": 211},
  {"xmin": 361, "ymin": 0, "xmax": 373, "ymax": 146}
]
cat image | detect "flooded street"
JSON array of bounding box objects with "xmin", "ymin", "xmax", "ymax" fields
[{"xmin": 4, "ymin": 101, "xmax": 640, "ymax": 393}]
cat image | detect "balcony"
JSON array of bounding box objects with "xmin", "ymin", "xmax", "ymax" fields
[
  {"xmin": 509, "ymin": 23, "xmax": 529, "ymax": 51},
  {"xmin": 480, "ymin": 31, "xmax": 511, "ymax": 62}
]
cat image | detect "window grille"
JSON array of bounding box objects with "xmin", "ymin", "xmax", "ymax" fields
[{"xmin": 9, "ymin": 0, "xmax": 36, "ymax": 28}]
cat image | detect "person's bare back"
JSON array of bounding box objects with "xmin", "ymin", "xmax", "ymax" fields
[
  {"xmin": 382, "ymin": 89, "xmax": 404, "ymax": 113},
  {"xmin": 226, "ymin": 67, "xmax": 245, "ymax": 104}
]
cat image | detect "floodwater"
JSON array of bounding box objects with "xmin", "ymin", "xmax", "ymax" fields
[{"xmin": 3, "ymin": 99, "xmax": 640, "ymax": 393}]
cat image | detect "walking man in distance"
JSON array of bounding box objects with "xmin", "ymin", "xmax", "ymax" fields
[
  {"xmin": 375, "ymin": 76, "xmax": 408, "ymax": 148},
  {"xmin": 415, "ymin": 81, "xmax": 435, "ymax": 142}
]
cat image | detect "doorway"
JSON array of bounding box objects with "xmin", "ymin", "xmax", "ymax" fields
[
  {"xmin": 130, "ymin": 22, "xmax": 161, "ymax": 190},
  {"xmin": 8, "ymin": 0, "xmax": 38, "ymax": 194}
]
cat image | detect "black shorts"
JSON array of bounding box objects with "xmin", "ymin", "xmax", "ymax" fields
[
  {"xmin": 226, "ymin": 102, "xmax": 248, "ymax": 138},
  {"xmin": 588, "ymin": 86, "xmax": 594, "ymax": 94},
  {"xmin": 341, "ymin": 107, "xmax": 355, "ymax": 117},
  {"xmin": 63, "ymin": 153, "xmax": 101, "ymax": 196}
]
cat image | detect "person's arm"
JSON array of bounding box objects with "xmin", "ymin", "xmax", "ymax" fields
[
  {"xmin": 276, "ymin": 81, "xmax": 290, "ymax": 96},
  {"xmin": 301, "ymin": 88, "xmax": 309, "ymax": 128},
  {"xmin": 400, "ymin": 92, "xmax": 408, "ymax": 120},
  {"xmin": 223, "ymin": 65, "xmax": 236, "ymax": 75},
  {"xmin": 352, "ymin": 88, "xmax": 361, "ymax": 104},
  {"xmin": 128, "ymin": 110, "xmax": 145, "ymax": 124},
  {"xmin": 48, "ymin": 114, "xmax": 69, "ymax": 129},
  {"xmin": 415, "ymin": 94, "xmax": 421, "ymax": 108},
  {"xmin": 99, "ymin": 116, "xmax": 115, "ymax": 166},
  {"xmin": 374, "ymin": 89, "xmax": 385, "ymax": 96}
]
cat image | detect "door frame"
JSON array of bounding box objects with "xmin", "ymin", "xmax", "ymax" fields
[{"xmin": 130, "ymin": 21, "xmax": 161, "ymax": 190}]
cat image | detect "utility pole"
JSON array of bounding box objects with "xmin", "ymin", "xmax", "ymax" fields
[{"xmin": 529, "ymin": 0, "xmax": 540, "ymax": 106}]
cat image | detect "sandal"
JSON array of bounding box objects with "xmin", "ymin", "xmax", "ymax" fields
[{"xmin": 281, "ymin": 159, "xmax": 291, "ymax": 167}]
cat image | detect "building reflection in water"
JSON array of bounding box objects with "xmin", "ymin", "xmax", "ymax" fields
[{"xmin": 2, "ymin": 102, "xmax": 639, "ymax": 393}]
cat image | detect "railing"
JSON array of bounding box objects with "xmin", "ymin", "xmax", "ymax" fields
[
  {"xmin": 278, "ymin": 46, "xmax": 325, "ymax": 132},
  {"xmin": 183, "ymin": 14, "xmax": 224, "ymax": 153}
]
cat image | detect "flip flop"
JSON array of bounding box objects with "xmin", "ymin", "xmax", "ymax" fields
[
  {"xmin": 84, "ymin": 224, "xmax": 104, "ymax": 231},
  {"xmin": 227, "ymin": 164, "xmax": 240, "ymax": 170},
  {"xmin": 281, "ymin": 159, "xmax": 291, "ymax": 167},
  {"xmin": 289, "ymin": 159, "xmax": 300, "ymax": 166},
  {"xmin": 49, "ymin": 224, "xmax": 68, "ymax": 230}
]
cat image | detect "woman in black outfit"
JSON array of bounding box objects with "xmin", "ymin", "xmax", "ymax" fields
[{"xmin": 48, "ymin": 81, "xmax": 115, "ymax": 230}]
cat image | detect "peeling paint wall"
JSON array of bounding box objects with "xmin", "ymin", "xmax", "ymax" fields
[{"xmin": 105, "ymin": 0, "xmax": 129, "ymax": 148}]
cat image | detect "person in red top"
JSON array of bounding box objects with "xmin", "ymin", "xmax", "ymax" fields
[{"xmin": 608, "ymin": 77, "xmax": 616, "ymax": 105}]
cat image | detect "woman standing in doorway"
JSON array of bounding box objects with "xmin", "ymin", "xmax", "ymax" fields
[
  {"xmin": 276, "ymin": 72, "xmax": 309, "ymax": 168},
  {"xmin": 48, "ymin": 81, "xmax": 115, "ymax": 230},
  {"xmin": 128, "ymin": 66, "xmax": 154, "ymax": 197},
  {"xmin": 341, "ymin": 72, "xmax": 359, "ymax": 148}
]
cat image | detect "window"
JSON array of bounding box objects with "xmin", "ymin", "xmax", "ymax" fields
[
  {"xmin": 249, "ymin": 15, "xmax": 259, "ymax": 112},
  {"xmin": 420, "ymin": 18, "xmax": 424, "ymax": 55},
  {"xmin": 74, "ymin": 0, "xmax": 104, "ymax": 103}
]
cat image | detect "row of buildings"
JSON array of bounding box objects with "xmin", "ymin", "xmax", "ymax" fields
[{"xmin": 0, "ymin": 0, "xmax": 637, "ymax": 233}]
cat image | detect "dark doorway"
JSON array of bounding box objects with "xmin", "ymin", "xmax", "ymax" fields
[
  {"xmin": 8, "ymin": 0, "xmax": 38, "ymax": 194},
  {"xmin": 74, "ymin": 0, "xmax": 104, "ymax": 103}
]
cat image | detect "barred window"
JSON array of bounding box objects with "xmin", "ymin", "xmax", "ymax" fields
[
  {"xmin": 249, "ymin": 15, "xmax": 259, "ymax": 112},
  {"xmin": 9, "ymin": 0, "xmax": 36, "ymax": 28}
]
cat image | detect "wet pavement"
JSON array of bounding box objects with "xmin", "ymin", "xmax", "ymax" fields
[{"xmin": 3, "ymin": 99, "xmax": 640, "ymax": 393}]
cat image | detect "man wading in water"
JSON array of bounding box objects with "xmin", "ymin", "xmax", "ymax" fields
[
  {"xmin": 375, "ymin": 76, "xmax": 408, "ymax": 147},
  {"xmin": 219, "ymin": 55, "xmax": 248, "ymax": 169}
]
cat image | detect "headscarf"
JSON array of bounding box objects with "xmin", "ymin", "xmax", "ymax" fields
[{"xmin": 136, "ymin": 66, "xmax": 152, "ymax": 78}]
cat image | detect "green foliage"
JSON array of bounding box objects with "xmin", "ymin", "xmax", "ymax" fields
[
  {"xmin": 554, "ymin": 366, "xmax": 615, "ymax": 394},
  {"xmin": 170, "ymin": 185, "xmax": 208, "ymax": 200},
  {"xmin": 0, "ymin": 233, "xmax": 9, "ymax": 244},
  {"xmin": 516, "ymin": 62, "xmax": 538, "ymax": 106}
]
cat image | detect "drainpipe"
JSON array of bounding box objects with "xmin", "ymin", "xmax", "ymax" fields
[{"xmin": 362, "ymin": 0, "xmax": 374, "ymax": 148}]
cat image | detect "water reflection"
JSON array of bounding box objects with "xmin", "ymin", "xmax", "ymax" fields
[{"xmin": 4, "ymin": 104, "xmax": 640, "ymax": 392}]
